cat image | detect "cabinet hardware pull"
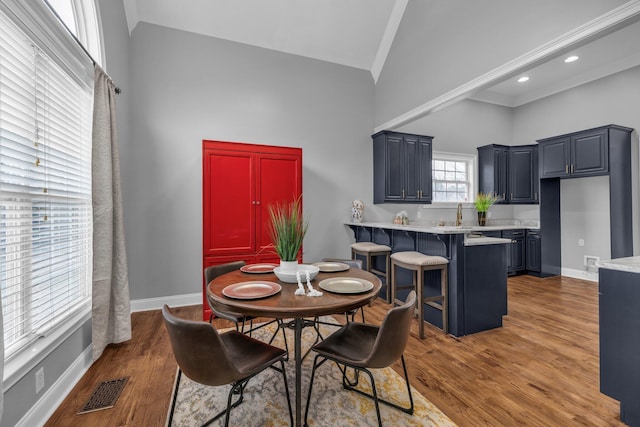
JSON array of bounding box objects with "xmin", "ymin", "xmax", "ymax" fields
[
  {"xmin": 402, "ymin": 189, "xmax": 405, "ymax": 199},
  {"xmin": 565, "ymin": 164, "xmax": 569, "ymax": 174},
  {"xmin": 256, "ymin": 201, "xmax": 260, "ymax": 205},
  {"xmin": 511, "ymin": 193, "xmax": 513, "ymax": 200},
  {"xmin": 534, "ymin": 192, "xmax": 538, "ymax": 201},
  {"xmin": 571, "ymin": 164, "xmax": 575, "ymax": 174}
]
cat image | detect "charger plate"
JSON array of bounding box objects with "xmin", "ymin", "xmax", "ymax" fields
[
  {"xmin": 222, "ymin": 281, "xmax": 281, "ymax": 299},
  {"xmin": 318, "ymin": 277, "xmax": 373, "ymax": 294}
]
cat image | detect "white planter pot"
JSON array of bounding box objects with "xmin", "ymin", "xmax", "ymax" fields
[{"xmin": 279, "ymin": 260, "xmax": 299, "ymax": 274}]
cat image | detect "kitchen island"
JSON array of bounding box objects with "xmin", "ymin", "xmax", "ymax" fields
[
  {"xmin": 598, "ymin": 256, "xmax": 640, "ymax": 427},
  {"xmin": 347, "ymin": 221, "xmax": 513, "ymax": 336}
]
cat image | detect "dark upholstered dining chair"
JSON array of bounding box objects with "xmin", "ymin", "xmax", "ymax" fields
[
  {"xmin": 204, "ymin": 261, "xmax": 254, "ymax": 331},
  {"xmin": 163, "ymin": 305, "xmax": 293, "ymax": 427},
  {"xmin": 204, "ymin": 261, "xmax": 289, "ymax": 357},
  {"xmin": 304, "ymin": 291, "xmax": 417, "ymax": 427}
]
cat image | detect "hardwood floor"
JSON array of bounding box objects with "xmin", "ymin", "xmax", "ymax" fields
[{"xmin": 45, "ymin": 275, "xmax": 623, "ymax": 426}]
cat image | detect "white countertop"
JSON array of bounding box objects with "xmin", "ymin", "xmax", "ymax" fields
[
  {"xmin": 597, "ymin": 256, "xmax": 640, "ymax": 274},
  {"xmin": 346, "ymin": 221, "xmax": 538, "ymax": 235}
]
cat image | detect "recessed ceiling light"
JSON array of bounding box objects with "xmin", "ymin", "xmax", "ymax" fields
[
  {"xmin": 517, "ymin": 76, "xmax": 530, "ymax": 83},
  {"xmin": 564, "ymin": 55, "xmax": 579, "ymax": 63}
]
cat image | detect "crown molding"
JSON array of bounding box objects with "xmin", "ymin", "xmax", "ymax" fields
[
  {"xmin": 371, "ymin": 0, "xmax": 407, "ymax": 83},
  {"xmin": 122, "ymin": 0, "xmax": 138, "ymax": 35}
]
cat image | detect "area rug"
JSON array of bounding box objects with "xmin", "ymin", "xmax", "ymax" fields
[{"xmin": 167, "ymin": 317, "xmax": 456, "ymax": 426}]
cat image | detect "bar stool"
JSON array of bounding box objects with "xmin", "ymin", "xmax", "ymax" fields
[
  {"xmin": 390, "ymin": 251, "xmax": 448, "ymax": 338},
  {"xmin": 351, "ymin": 242, "xmax": 391, "ymax": 303}
]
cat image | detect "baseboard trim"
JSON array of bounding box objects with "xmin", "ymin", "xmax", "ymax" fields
[
  {"xmin": 17, "ymin": 345, "xmax": 93, "ymax": 427},
  {"xmin": 130, "ymin": 292, "xmax": 201, "ymax": 312},
  {"xmin": 561, "ymin": 267, "xmax": 598, "ymax": 282}
]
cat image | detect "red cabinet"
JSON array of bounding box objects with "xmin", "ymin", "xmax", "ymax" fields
[{"xmin": 202, "ymin": 140, "xmax": 302, "ymax": 319}]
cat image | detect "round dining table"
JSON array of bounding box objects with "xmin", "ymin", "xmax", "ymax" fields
[{"xmin": 208, "ymin": 266, "xmax": 382, "ymax": 427}]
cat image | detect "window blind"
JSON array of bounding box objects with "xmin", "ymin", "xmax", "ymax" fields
[{"xmin": 0, "ymin": 9, "xmax": 93, "ymax": 359}]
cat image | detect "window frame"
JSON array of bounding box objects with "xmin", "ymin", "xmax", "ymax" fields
[{"xmin": 431, "ymin": 151, "xmax": 477, "ymax": 206}]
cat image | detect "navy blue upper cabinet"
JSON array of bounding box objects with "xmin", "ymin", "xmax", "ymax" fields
[
  {"xmin": 509, "ymin": 145, "xmax": 539, "ymax": 204},
  {"xmin": 478, "ymin": 145, "xmax": 508, "ymax": 203},
  {"xmin": 478, "ymin": 144, "xmax": 538, "ymax": 204},
  {"xmin": 538, "ymin": 127, "xmax": 609, "ymax": 179},
  {"xmin": 373, "ymin": 130, "xmax": 433, "ymax": 204}
]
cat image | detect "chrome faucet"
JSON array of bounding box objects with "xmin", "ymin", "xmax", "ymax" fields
[{"xmin": 455, "ymin": 203, "xmax": 463, "ymax": 226}]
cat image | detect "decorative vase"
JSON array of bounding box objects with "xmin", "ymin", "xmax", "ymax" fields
[
  {"xmin": 279, "ymin": 260, "xmax": 299, "ymax": 274},
  {"xmin": 477, "ymin": 211, "xmax": 487, "ymax": 226}
]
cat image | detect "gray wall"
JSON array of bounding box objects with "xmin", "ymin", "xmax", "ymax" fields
[
  {"xmin": 374, "ymin": 0, "xmax": 628, "ymax": 127},
  {"xmin": 127, "ymin": 23, "xmax": 374, "ymax": 300},
  {"xmin": 512, "ymin": 65, "xmax": 640, "ymax": 269},
  {"xmin": 363, "ymin": 98, "xmax": 520, "ymax": 226}
]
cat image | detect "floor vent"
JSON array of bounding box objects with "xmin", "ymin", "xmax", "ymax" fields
[{"xmin": 77, "ymin": 377, "xmax": 129, "ymax": 415}]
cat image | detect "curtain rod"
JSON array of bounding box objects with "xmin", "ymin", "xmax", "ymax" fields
[{"xmin": 45, "ymin": 1, "xmax": 121, "ymax": 94}]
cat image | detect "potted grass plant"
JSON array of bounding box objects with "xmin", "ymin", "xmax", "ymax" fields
[
  {"xmin": 474, "ymin": 192, "xmax": 497, "ymax": 226},
  {"xmin": 268, "ymin": 196, "xmax": 308, "ymax": 273}
]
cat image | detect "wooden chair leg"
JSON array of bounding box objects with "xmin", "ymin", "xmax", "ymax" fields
[{"xmin": 417, "ymin": 267, "xmax": 425, "ymax": 339}]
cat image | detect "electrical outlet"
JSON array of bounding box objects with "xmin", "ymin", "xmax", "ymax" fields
[
  {"xmin": 584, "ymin": 255, "xmax": 600, "ymax": 273},
  {"xmin": 35, "ymin": 367, "xmax": 44, "ymax": 394},
  {"xmin": 578, "ymin": 239, "xmax": 585, "ymax": 247}
]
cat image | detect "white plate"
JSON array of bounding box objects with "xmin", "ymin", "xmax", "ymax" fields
[
  {"xmin": 240, "ymin": 263, "xmax": 278, "ymax": 274},
  {"xmin": 313, "ymin": 262, "xmax": 350, "ymax": 273},
  {"xmin": 222, "ymin": 281, "xmax": 281, "ymax": 299},
  {"xmin": 318, "ymin": 277, "xmax": 374, "ymax": 294},
  {"xmin": 273, "ymin": 264, "xmax": 320, "ymax": 283}
]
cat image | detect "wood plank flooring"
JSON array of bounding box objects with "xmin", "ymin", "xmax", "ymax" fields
[{"xmin": 45, "ymin": 275, "xmax": 624, "ymax": 426}]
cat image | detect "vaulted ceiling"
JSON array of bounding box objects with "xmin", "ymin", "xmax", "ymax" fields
[
  {"xmin": 121, "ymin": 0, "xmax": 407, "ymax": 82},
  {"xmin": 121, "ymin": 0, "xmax": 640, "ymax": 107}
]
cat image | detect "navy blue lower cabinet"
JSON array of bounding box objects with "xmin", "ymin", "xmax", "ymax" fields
[
  {"xmin": 463, "ymin": 244, "xmax": 508, "ymax": 334},
  {"xmin": 599, "ymin": 267, "xmax": 640, "ymax": 426}
]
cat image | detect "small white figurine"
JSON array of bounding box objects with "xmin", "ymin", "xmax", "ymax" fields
[
  {"xmin": 295, "ymin": 271, "xmax": 306, "ymax": 295},
  {"xmin": 351, "ymin": 200, "xmax": 364, "ymax": 223}
]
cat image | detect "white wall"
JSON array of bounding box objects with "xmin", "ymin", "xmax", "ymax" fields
[{"xmin": 127, "ymin": 23, "xmax": 374, "ymax": 300}]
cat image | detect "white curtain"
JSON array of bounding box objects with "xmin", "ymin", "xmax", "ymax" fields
[{"xmin": 91, "ymin": 66, "xmax": 131, "ymax": 360}]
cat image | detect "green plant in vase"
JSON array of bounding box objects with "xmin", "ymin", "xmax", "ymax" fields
[
  {"xmin": 474, "ymin": 192, "xmax": 497, "ymax": 226},
  {"xmin": 268, "ymin": 196, "xmax": 308, "ymax": 271}
]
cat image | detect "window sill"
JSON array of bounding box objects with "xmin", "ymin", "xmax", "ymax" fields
[{"xmin": 2, "ymin": 305, "xmax": 91, "ymax": 390}]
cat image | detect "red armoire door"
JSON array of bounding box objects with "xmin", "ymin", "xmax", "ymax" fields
[
  {"xmin": 203, "ymin": 148, "xmax": 256, "ymax": 257},
  {"xmin": 255, "ymin": 153, "xmax": 303, "ymax": 262}
]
